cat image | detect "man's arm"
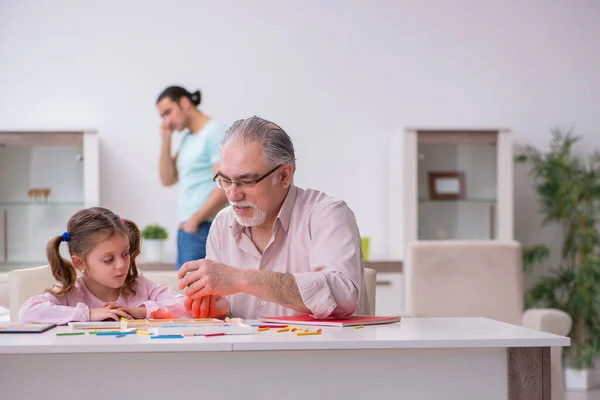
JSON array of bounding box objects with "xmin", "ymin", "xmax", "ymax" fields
[
  {"xmin": 186, "ymin": 163, "xmax": 229, "ymax": 225},
  {"xmin": 239, "ymin": 270, "xmax": 311, "ymax": 314},
  {"xmin": 290, "ymin": 201, "xmax": 363, "ymax": 318},
  {"xmin": 159, "ymin": 134, "xmax": 178, "ymax": 186}
]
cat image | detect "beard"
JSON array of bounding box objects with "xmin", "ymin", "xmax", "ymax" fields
[{"xmin": 231, "ymin": 201, "xmax": 268, "ymax": 227}]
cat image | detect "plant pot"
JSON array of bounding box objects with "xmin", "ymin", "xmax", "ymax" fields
[
  {"xmin": 565, "ymin": 363, "xmax": 600, "ymax": 391},
  {"xmin": 142, "ymin": 239, "xmax": 165, "ymax": 263}
]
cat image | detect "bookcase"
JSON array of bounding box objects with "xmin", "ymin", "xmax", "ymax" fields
[{"xmin": 0, "ymin": 131, "xmax": 99, "ymax": 268}]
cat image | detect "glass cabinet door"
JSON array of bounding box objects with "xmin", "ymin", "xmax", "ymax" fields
[
  {"xmin": 0, "ymin": 133, "xmax": 85, "ymax": 268},
  {"xmin": 417, "ymin": 133, "xmax": 497, "ymax": 240}
]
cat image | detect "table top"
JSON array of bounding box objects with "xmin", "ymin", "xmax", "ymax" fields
[{"xmin": 0, "ymin": 317, "xmax": 570, "ymax": 355}]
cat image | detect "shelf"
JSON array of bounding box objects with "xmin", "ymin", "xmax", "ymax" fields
[
  {"xmin": 0, "ymin": 202, "xmax": 84, "ymax": 207},
  {"xmin": 0, "ymin": 262, "xmax": 47, "ymax": 271},
  {"xmin": 418, "ymin": 198, "xmax": 496, "ymax": 204}
]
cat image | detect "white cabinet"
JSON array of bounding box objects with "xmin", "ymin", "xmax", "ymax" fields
[
  {"xmin": 0, "ymin": 131, "xmax": 99, "ymax": 267},
  {"xmin": 387, "ymin": 129, "xmax": 514, "ymax": 313},
  {"xmin": 389, "ymin": 129, "xmax": 514, "ymax": 259}
]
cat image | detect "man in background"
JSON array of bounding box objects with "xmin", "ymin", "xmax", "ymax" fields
[{"xmin": 156, "ymin": 85, "xmax": 229, "ymax": 270}]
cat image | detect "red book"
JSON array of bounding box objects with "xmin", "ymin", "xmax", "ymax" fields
[{"xmin": 258, "ymin": 314, "xmax": 401, "ymax": 327}]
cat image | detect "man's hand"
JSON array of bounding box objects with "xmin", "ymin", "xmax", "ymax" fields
[
  {"xmin": 180, "ymin": 218, "xmax": 199, "ymax": 233},
  {"xmin": 178, "ymin": 259, "xmax": 243, "ymax": 298},
  {"xmin": 160, "ymin": 120, "xmax": 173, "ymax": 141},
  {"xmin": 185, "ymin": 295, "xmax": 230, "ymax": 318}
]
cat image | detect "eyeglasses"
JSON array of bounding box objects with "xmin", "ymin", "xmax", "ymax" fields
[{"xmin": 213, "ymin": 165, "xmax": 283, "ymax": 191}]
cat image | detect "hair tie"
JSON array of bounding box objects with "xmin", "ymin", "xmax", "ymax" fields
[
  {"xmin": 119, "ymin": 217, "xmax": 125, "ymax": 222},
  {"xmin": 61, "ymin": 232, "xmax": 71, "ymax": 242}
]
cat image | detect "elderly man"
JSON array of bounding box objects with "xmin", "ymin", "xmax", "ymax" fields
[{"xmin": 178, "ymin": 116, "xmax": 368, "ymax": 319}]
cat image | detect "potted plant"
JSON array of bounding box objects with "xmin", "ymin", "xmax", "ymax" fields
[
  {"xmin": 516, "ymin": 128, "xmax": 600, "ymax": 391},
  {"xmin": 141, "ymin": 224, "xmax": 169, "ymax": 263}
]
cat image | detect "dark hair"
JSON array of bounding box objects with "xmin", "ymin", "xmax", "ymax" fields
[
  {"xmin": 156, "ymin": 86, "xmax": 201, "ymax": 107},
  {"xmin": 46, "ymin": 207, "xmax": 141, "ymax": 298}
]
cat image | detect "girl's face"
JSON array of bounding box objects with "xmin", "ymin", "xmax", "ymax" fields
[{"xmin": 75, "ymin": 233, "xmax": 131, "ymax": 290}]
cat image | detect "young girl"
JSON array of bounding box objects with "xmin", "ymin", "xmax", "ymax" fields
[{"xmin": 19, "ymin": 207, "xmax": 192, "ymax": 324}]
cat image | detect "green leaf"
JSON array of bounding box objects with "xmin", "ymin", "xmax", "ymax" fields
[
  {"xmin": 519, "ymin": 127, "xmax": 600, "ymax": 366},
  {"xmin": 141, "ymin": 224, "xmax": 168, "ymax": 240},
  {"xmin": 522, "ymin": 245, "xmax": 550, "ymax": 274}
]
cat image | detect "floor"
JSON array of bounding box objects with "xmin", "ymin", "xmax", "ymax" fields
[{"xmin": 567, "ymin": 390, "xmax": 600, "ymax": 400}]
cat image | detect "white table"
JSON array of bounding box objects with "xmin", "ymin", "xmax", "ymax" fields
[{"xmin": 0, "ymin": 317, "xmax": 569, "ymax": 400}]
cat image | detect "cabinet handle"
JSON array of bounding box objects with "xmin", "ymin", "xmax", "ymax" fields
[{"xmin": 376, "ymin": 280, "xmax": 392, "ymax": 286}]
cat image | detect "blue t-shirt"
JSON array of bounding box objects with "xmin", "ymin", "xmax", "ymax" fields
[{"xmin": 176, "ymin": 120, "xmax": 228, "ymax": 223}]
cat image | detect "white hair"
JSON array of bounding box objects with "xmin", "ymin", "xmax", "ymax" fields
[{"xmin": 222, "ymin": 116, "xmax": 297, "ymax": 170}]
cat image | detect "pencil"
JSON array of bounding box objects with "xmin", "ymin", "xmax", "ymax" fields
[
  {"xmin": 150, "ymin": 335, "xmax": 184, "ymax": 339},
  {"xmin": 96, "ymin": 331, "xmax": 136, "ymax": 336},
  {"xmin": 252, "ymin": 325, "xmax": 288, "ymax": 328},
  {"xmin": 354, "ymin": 325, "xmax": 364, "ymax": 330},
  {"xmin": 296, "ymin": 332, "xmax": 322, "ymax": 336},
  {"xmin": 56, "ymin": 332, "xmax": 85, "ymax": 336},
  {"xmin": 205, "ymin": 332, "xmax": 225, "ymax": 337}
]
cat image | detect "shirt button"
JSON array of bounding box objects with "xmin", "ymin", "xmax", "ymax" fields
[{"xmin": 260, "ymin": 301, "xmax": 266, "ymax": 306}]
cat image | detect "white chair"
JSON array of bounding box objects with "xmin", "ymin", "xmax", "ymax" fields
[
  {"xmin": 363, "ymin": 267, "xmax": 376, "ymax": 316},
  {"xmin": 406, "ymin": 240, "xmax": 572, "ymax": 400},
  {"xmin": 8, "ymin": 265, "xmax": 55, "ymax": 322}
]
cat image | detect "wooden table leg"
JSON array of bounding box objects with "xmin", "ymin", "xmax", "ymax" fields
[
  {"xmin": 508, "ymin": 347, "xmax": 551, "ymax": 400},
  {"xmin": 3, "ymin": 209, "xmax": 6, "ymax": 263}
]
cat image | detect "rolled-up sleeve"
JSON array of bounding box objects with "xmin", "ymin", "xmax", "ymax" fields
[{"xmin": 292, "ymin": 201, "xmax": 362, "ymax": 318}]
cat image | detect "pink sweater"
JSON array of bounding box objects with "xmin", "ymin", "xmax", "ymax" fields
[{"xmin": 19, "ymin": 274, "xmax": 191, "ymax": 324}]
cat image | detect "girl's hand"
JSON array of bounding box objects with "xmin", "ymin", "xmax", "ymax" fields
[
  {"xmin": 120, "ymin": 306, "xmax": 147, "ymax": 320},
  {"xmin": 100, "ymin": 302, "xmax": 122, "ymax": 309},
  {"xmin": 90, "ymin": 307, "xmax": 133, "ymax": 321},
  {"xmin": 100, "ymin": 303, "xmax": 146, "ymax": 320}
]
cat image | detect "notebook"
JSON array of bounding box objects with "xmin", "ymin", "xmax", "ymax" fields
[
  {"xmin": 0, "ymin": 323, "xmax": 57, "ymax": 334},
  {"xmin": 258, "ymin": 314, "xmax": 401, "ymax": 327}
]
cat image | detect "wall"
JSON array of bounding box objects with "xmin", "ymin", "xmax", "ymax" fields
[{"xmin": 0, "ymin": 0, "xmax": 599, "ymax": 263}]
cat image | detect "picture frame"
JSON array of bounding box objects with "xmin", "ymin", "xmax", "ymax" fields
[{"xmin": 428, "ymin": 171, "xmax": 466, "ymax": 200}]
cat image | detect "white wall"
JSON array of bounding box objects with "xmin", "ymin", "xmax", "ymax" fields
[{"xmin": 0, "ymin": 0, "xmax": 599, "ymax": 263}]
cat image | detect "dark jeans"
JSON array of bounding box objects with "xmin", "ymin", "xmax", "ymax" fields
[{"xmin": 176, "ymin": 221, "xmax": 211, "ymax": 271}]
